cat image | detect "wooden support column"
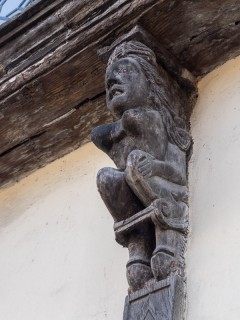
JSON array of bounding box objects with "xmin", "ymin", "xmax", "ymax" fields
[{"xmin": 91, "ymin": 26, "xmax": 197, "ymax": 319}]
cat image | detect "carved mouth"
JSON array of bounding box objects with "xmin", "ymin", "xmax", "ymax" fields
[
  {"xmin": 112, "ymin": 89, "xmax": 122, "ymax": 96},
  {"xmin": 109, "ymin": 85, "xmax": 124, "ymax": 99}
]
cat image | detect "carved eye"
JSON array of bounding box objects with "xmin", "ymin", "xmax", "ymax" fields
[
  {"xmin": 118, "ymin": 66, "xmax": 134, "ymax": 74},
  {"xmin": 118, "ymin": 67, "xmax": 127, "ymax": 73}
]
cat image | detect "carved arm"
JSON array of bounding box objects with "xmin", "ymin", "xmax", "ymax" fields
[{"xmin": 138, "ymin": 156, "xmax": 186, "ymax": 186}]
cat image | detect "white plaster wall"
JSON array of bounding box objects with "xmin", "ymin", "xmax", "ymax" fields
[
  {"xmin": 0, "ymin": 143, "xmax": 128, "ymax": 320},
  {"xmin": 187, "ymin": 55, "xmax": 240, "ymax": 319},
  {"xmin": 1, "ymin": 56, "xmax": 240, "ymax": 320}
]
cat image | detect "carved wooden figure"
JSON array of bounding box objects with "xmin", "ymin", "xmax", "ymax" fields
[{"xmin": 91, "ymin": 29, "xmax": 196, "ymax": 319}]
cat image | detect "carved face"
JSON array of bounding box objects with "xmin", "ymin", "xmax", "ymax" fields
[{"xmin": 106, "ymin": 57, "xmax": 149, "ymax": 118}]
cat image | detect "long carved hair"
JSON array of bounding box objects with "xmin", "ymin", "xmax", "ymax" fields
[{"xmin": 108, "ymin": 41, "xmax": 191, "ymax": 151}]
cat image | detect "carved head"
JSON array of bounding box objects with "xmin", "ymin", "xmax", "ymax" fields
[
  {"xmin": 106, "ymin": 41, "xmax": 191, "ymax": 151},
  {"xmin": 106, "ymin": 41, "xmax": 175, "ymax": 113},
  {"xmin": 105, "ymin": 56, "xmax": 149, "ymax": 118}
]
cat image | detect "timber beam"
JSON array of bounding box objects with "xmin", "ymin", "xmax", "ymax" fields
[{"xmin": 0, "ymin": 0, "xmax": 239, "ymax": 187}]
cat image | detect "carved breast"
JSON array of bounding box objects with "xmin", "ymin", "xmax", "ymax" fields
[
  {"xmin": 110, "ymin": 135, "xmax": 142, "ymax": 169},
  {"xmin": 109, "ymin": 110, "xmax": 168, "ymax": 169}
]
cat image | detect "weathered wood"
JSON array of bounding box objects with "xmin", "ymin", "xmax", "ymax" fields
[
  {"xmin": 0, "ymin": 0, "xmax": 160, "ymax": 91},
  {"xmin": 0, "ymin": 0, "xmax": 239, "ymax": 187},
  {"xmin": 0, "ymin": 0, "xmax": 66, "ymax": 81},
  {"xmin": 0, "ymin": 94, "xmax": 112, "ymax": 187},
  {"xmin": 1, "ymin": 0, "xmax": 238, "ymax": 89},
  {"xmin": 91, "ymin": 35, "xmax": 191, "ymax": 318},
  {"xmin": 0, "ymin": 0, "xmax": 163, "ymax": 187},
  {"xmin": 140, "ymin": 0, "xmax": 240, "ymax": 76},
  {"xmin": 0, "ymin": 44, "xmax": 106, "ymax": 155},
  {"xmin": 123, "ymin": 276, "xmax": 185, "ymax": 320},
  {"xmin": 0, "ymin": 0, "xmax": 163, "ymax": 153}
]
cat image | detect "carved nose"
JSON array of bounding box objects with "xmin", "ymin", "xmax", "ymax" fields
[
  {"xmin": 106, "ymin": 69, "xmax": 122, "ymax": 88},
  {"xmin": 106, "ymin": 77, "xmax": 122, "ymax": 89}
]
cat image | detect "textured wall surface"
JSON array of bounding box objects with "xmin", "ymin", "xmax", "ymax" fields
[
  {"xmin": 0, "ymin": 143, "xmax": 128, "ymax": 320},
  {"xmin": 188, "ymin": 55, "xmax": 240, "ymax": 319}
]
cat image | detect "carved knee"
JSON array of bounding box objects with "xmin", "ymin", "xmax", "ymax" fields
[
  {"xmin": 151, "ymin": 251, "xmax": 177, "ymax": 281},
  {"xmin": 127, "ymin": 262, "xmax": 153, "ymax": 292},
  {"xmin": 96, "ymin": 167, "xmax": 120, "ymax": 215},
  {"xmin": 96, "ymin": 167, "xmax": 111, "ymax": 194},
  {"xmin": 97, "ymin": 167, "xmax": 144, "ymax": 222}
]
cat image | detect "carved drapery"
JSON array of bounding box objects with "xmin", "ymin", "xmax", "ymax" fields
[{"xmin": 91, "ymin": 26, "xmax": 197, "ymax": 319}]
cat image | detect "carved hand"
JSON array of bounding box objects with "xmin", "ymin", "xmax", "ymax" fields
[
  {"xmin": 137, "ymin": 153, "xmax": 186, "ymax": 185},
  {"xmin": 137, "ymin": 154, "xmax": 155, "ymax": 178}
]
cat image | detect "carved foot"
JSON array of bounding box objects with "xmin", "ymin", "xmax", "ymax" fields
[
  {"xmin": 126, "ymin": 261, "xmax": 153, "ymax": 292},
  {"xmin": 151, "ymin": 251, "xmax": 177, "ymax": 281}
]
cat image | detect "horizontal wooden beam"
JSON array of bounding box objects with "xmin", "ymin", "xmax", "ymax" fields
[
  {"xmin": 0, "ymin": 94, "xmax": 112, "ymax": 187},
  {"xmin": 0, "ymin": 0, "xmax": 239, "ymax": 187},
  {"xmin": 140, "ymin": 0, "xmax": 240, "ymax": 76}
]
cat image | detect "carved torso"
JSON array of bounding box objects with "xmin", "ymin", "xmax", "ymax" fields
[{"xmin": 93, "ymin": 108, "xmax": 168, "ymax": 169}]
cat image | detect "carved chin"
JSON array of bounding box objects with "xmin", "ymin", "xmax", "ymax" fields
[
  {"xmin": 111, "ymin": 93, "xmax": 126, "ymax": 104},
  {"xmin": 108, "ymin": 97, "xmax": 129, "ymax": 117}
]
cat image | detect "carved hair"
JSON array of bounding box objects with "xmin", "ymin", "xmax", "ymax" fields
[{"xmin": 108, "ymin": 41, "xmax": 191, "ymax": 151}]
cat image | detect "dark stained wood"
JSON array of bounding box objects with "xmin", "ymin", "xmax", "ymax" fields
[
  {"xmin": 123, "ymin": 276, "xmax": 184, "ymax": 320},
  {"xmin": 0, "ymin": 0, "xmax": 239, "ymax": 187},
  {"xmin": 140, "ymin": 0, "xmax": 240, "ymax": 76},
  {"xmin": 0, "ymin": 94, "xmax": 112, "ymax": 187},
  {"xmin": 0, "ymin": 44, "xmax": 106, "ymax": 155},
  {"xmin": 92, "ymin": 37, "xmax": 190, "ymax": 316},
  {"xmin": 0, "ymin": 0, "xmax": 159, "ymax": 93}
]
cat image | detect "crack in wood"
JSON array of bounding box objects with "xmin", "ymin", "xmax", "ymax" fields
[
  {"xmin": 74, "ymin": 91, "xmax": 106, "ymax": 110},
  {"xmin": 43, "ymin": 91, "xmax": 106, "ymax": 128},
  {"xmin": 0, "ymin": 130, "xmax": 46, "ymax": 158}
]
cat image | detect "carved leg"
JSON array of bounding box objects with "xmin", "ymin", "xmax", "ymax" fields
[
  {"xmin": 97, "ymin": 167, "xmax": 154, "ymax": 291},
  {"xmin": 125, "ymin": 150, "xmax": 188, "ymax": 208},
  {"xmin": 97, "ymin": 167, "xmax": 144, "ymax": 222},
  {"xmin": 151, "ymin": 199, "xmax": 187, "ymax": 281},
  {"xmin": 127, "ymin": 224, "xmax": 155, "ymax": 292},
  {"xmin": 125, "ymin": 150, "xmax": 188, "ymax": 281}
]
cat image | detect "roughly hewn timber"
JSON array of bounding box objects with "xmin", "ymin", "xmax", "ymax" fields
[
  {"xmin": 0, "ymin": 0, "xmax": 239, "ymax": 187},
  {"xmin": 140, "ymin": 0, "xmax": 240, "ymax": 76},
  {"xmin": 0, "ymin": 94, "xmax": 112, "ymax": 187}
]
